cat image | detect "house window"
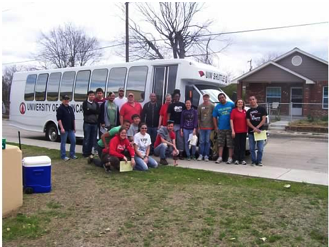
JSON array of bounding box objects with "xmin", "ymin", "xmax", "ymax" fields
[
  {"xmin": 323, "ymin": 86, "xmax": 328, "ymax": 109},
  {"xmin": 266, "ymin": 87, "xmax": 281, "ymax": 103}
]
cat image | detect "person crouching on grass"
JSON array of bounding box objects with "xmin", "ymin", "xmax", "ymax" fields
[
  {"xmin": 101, "ymin": 127, "xmax": 135, "ymax": 173},
  {"xmin": 154, "ymin": 120, "xmax": 179, "ymax": 166},
  {"xmin": 133, "ymin": 122, "xmax": 158, "ymax": 171}
]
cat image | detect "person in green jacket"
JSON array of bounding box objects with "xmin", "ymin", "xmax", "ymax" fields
[{"xmin": 88, "ymin": 120, "xmax": 131, "ymax": 166}]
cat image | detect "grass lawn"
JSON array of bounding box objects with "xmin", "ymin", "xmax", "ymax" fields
[{"xmin": 2, "ymin": 143, "xmax": 328, "ymax": 247}]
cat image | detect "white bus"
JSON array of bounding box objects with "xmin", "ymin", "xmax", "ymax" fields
[{"xmin": 9, "ymin": 59, "xmax": 230, "ymax": 142}]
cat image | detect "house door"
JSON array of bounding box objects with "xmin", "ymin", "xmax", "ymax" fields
[{"xmin": 290, "ymin": 87, "xmax": 303, "ymax": 116}]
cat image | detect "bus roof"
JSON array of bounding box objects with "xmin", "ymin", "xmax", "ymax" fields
[{"xmin": 14, "ymin": 58, "xmax": 224, "ymax": 75}]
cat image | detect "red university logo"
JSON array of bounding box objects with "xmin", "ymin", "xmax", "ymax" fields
[{"xmin": 19, "ymin": 102, "xmax": 26, "ymax": 114}]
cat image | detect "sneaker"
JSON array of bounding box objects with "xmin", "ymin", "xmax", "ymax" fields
[
  {"xmin": 87, "ymin": 156, "xmax": 93, "ymax": 164},
  {"xmin": 251, "ymin": 162, "xmax": 256, "ymax": 166},
  {"xmin": 63, "ymin": 157, "xmax": 70, "ymax": 161},
  {"xmin": 70, "ymin": 155, "xmax": 78, "ymax": 159},
  {"xmin": 187, "ymin": 156, "xmax": 191, "ymax": 161},
  {"xmin": 192, "ymin": 156, "xmax": 196, "ymax": 161},
  {"xmin": 241, "ymin": 161, "xmax": 247, "ymax": 165},
  {"xmin": 215, "ymin": 157, "xmax": 222, "ymax": 164},
  {"xmin": 160, "ymin": 158, "xmax": 169, "ymax": 166},
  {"xmin": 103, "ymin": 162, "xmax": 111, "ymax": 173},
  {"xmin": 226, "ymin": 158, "xmax": 233, "ymax": 164},
  {"xmin": 256, "ymin": 162, "xmax": 263, "ymax": 167},
  {"xmin": 197, "ymin": 155, "xmax": 203, "ymax": 161},
  {"xmin": 234, "ymin": 160, "xmax": 239, "ymax": 165},
  {"xmin": 204, "ymin": 156, "xmax": 209, "ymax": 162},
  {"xmin": 179, "ymin": 154, "xmax": 184, "ymax": 160}
]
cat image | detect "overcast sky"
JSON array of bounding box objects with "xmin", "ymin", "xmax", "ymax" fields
[{"xmin": 2, "ymin": 1, "xmax": 328, "ymax": 78}]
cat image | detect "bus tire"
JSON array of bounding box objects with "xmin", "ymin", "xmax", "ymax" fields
[{"xmin": 46, "ymin": 123, "xmax": 59, "ymax": 142}]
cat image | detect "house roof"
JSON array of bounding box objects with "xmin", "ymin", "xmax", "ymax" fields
[
  {"xmin": 231, "ymin": 47, "xmax": 327, "ymax": 84},
  {"xmin": 231, "ymin": 61, "xmax": 314, "ymax": 84},
  {"xmin": 274, "ymin": 47, "xmax": 328, "ymax": 65}
]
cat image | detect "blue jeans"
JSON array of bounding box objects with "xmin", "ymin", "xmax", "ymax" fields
[
  {"xmin": 248, "ymin": 133, "xmax": 265, "ymax": 164},
  {"xmin": 183, "ymin": 129, "xmax": 196, "ymax": 157},
  {"xmin": 134, "ymin": 156, "xmax": 158, "ymax": 171},
  {"xmin": 83, "ymin": 123, "xmax": 98, "ymax": 157},
  {"xmin": 174, "ymin": 124, "xmax": 184, "ymax": 151},
  {"xmin": 199, "ymin": 129, "xmax": 211, "ymax": 157},
  {"xmin": 147, "ymin": 127, "xmax": 158, "ymax": 153},
  {"xmin": 154, "ymin": 143, "xmax": 173, "ymax": 159},
  {"xmin": 60, "ymin": 130, "xmax": 76, "ymax": 159}
]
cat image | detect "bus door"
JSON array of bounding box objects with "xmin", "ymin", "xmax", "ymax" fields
[
  {"xmin": 185, "ymin": 85, "xmax": 200, "ymax": 109},
  {"xmin": 152, "ymin": 65, "xmax": 178, "ymax": 104}
]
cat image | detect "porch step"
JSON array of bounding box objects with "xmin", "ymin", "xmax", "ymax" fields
[
  {"xmin": 269, "ymin": 121, "xmax": 289, "ymax": 130},
  {"xmin": 269, "ymin": 126, "xmax": 286, "ymax": 130}
]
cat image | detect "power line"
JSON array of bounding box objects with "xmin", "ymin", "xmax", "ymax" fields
[{"xmin": 3, "ymin": 21, "xmax": 328, "ymax": 66}]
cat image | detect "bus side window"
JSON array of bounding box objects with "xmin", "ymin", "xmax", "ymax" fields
[
  {"xmin": 24, "ymin": 74, "xmax": 37, "ymax": 101},
  {"xmin": 126, "ymin": 66, "xmax": 148, "ymax": 102},
  {"xmin": 107, "ymin": 67, "xmax": 127, "ymax": 96},
  {"xmin": 153, "ymin": 67, "xmax": 165, "ymax": 105},
  {"xmin": 90, "ymin": 69, "xmax": 108, "ymax": 93},
  {"xmin": 74, "ymin": 70, "xmax": 91, "ymax": 102},
  {"xmin": 60, "ymin": 71, "xmax": 76, "ymax": 100},
  {"xmin": 35, "ymin": 73, "xmax": 49, "ymax": 101},
  {"xmin": 47, "ymin": 72, "xmax": 61, "ymax": 101}
]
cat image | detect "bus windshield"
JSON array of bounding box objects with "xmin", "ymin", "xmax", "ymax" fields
[{"xmin": 199, "ymin": 88, "xmax": 232, "ymax": 103}]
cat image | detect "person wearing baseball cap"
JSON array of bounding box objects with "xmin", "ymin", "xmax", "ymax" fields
[
  {"xmin": 114, "ymin": 87, "xmax": 127, "ymax": 110},
  {"xmin": 57, "ymin": 94, "xmax": 77, "ymax": 161},
  {"xmin": 197, "ymin": 93, "xmax": 215, "ymax": 162},
  {"xmin": 119, "ymin": 92, "xmax": 143, "ymax": 125}
]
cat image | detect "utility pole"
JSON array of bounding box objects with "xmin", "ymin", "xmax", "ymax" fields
[
  {"xmin": 247, "ymin": 59, "xmax": 252, "ymax": 71},
  {"xmin": 125, "ymin": 2, "xmax": 129, "ymax": 62}
]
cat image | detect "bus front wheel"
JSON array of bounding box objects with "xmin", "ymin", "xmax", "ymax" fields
[{"xmin": 46, "ymin": 123, "xmax": 59, "ymax": 142}]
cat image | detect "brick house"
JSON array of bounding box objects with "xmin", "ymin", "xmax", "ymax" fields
[{"xmin": 232, "ymin": 48, "xmax": 328, "ymax": 118}]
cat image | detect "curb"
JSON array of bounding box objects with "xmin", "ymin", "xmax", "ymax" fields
[{"xmin": 268, "ymin": 130, "xmax": 328, "ymax": 140}]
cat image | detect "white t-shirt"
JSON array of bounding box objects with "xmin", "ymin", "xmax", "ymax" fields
[
  {"xmin": 134, "ymin": 132, "xmax": 151, "ymax": 156},
  {"xmin": 114, "ymin": 97, "xmax": 128, "ymax": 110}
]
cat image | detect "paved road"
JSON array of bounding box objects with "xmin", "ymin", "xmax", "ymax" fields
[{"xmin": 3, "ymin": 119, "xmax": 327, "ymax": 174}]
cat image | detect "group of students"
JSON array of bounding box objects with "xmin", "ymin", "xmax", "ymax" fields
[{"xmin": 56, "ymin": 87, "xmax": 267, "ymax": 173}]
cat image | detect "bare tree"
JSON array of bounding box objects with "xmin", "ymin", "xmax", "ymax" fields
[
  {"xmin": 117, "ymin": 3, "xmax": 230, "ymax": 62},
  {"xmin": 254, "ymin": 52, "xmax": 279, "ymax": 67},
  {"xmin": 2, "ymin": 65, "xmax": 37, "ymax": 115},
  {"xmin": 36, "ymin": 23, "xmax": 102, "ymax": 68}
]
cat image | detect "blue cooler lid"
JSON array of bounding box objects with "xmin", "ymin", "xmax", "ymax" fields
[{"xmin": 23, "ymin": 156, "xmax": 51, "ymax": 167}]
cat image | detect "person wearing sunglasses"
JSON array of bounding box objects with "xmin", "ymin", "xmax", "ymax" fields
[{"xmin": 133, "ymin": 123, "xmax": 158, "ymax": 171}]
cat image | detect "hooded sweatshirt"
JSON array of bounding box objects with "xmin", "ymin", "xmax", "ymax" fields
[{"xmin": 108, "ymin": 134, "xmax": 135, "ymax": 158}]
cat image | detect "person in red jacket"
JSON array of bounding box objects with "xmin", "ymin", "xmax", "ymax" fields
[
  {"xmin": 230, "ymin": 99, "xmax": 248, "ymax": 165},
  {"xmin": 101, "ymin": 127, "xmax": 135, "ymax": 172}
]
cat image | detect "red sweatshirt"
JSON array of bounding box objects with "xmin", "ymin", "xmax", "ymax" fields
[{"xmin": 109, "ymin": 134, "xmax": 135, "ymax": 158}]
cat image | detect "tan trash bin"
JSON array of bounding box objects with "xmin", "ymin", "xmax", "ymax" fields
[{"xmin": 2, "ymin": 145, "xmax": 23, "ymax": 217}]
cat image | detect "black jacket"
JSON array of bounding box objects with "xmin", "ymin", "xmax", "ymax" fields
[
  {"xmin": 56, "ymin": 104, "xmax": 75, "ymax": 131},
  {"xmin": 141, "ymin": 101, "xmax": 161, "ymax": 128},
  {"xmin": 82, "ymin": 100, "xmax": 100, "ymax": 124}
]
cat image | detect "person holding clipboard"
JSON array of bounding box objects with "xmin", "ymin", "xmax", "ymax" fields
[{"xmin": 246, "ymin": 96, "xmax": 268, "ymax": 166}]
